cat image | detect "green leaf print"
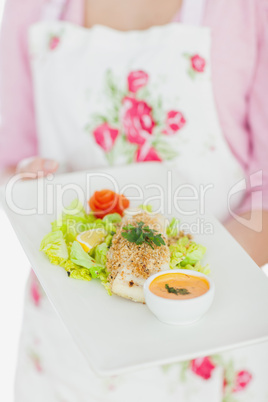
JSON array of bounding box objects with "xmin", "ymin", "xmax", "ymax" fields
[
  {"xmin": 153, "ymin": 139, "xmax": 179, "ymax": 160},
  {"xmin": 210, "ymin": 354, "xmax": 224, "ymax": 366},
  {"xmin": 180, "ymin": 360, "xmax": 191, "ymax": 382},
  {"xmin": 183, "ymin": 52, "xmax": 191, "ymax": 59},
  {"xmin": 161, "ymin": 364, "xmax": 173, "ymax": 374},
  {"xmin": 106, "ymin": 70, "xmax": 126, "ymax": 102},
  {"xmin": 103, "ymin": 70, "xmax": 128, "ymax": 126},
  {"xmin": 122, "ymin": 141, "xmax": 137, "ymax": 163},
  {"xmin": 106, "ymin": 70, "xmax": 121, "ymax": 97},
  {"xmin": 136, "ymin": 86, "xmax": 151, "ymax": 100},
  {"xmin": 105, "ymin": 134, "xmax": 137, "ymax": 165},
  {"xmin": 85, "ymin": 114, "xmax": 108, "ymax": 133},
  {"xmin": 151, "ymin": 96, "xmax": 165, "ymax": 126},
  {"xmin": 106, "ymin": 150, "xmax": 115, "ymax": 165},
  {"xmin": 187, "ymin": 68, "xmax": 196, "ymax": 80},
  {"xmin": 222, "ymin": 395, "xmax": 238, "ymax": 402},
  {"xmin": 224, "ymin": 360, "xmax": 236, "ymax": 387}
]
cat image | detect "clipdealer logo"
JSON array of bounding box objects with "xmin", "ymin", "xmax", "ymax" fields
[
  {"xmin": 4, "ymin": 170, "xmax": 215, "ymax": 235},
  {"xmin": 228, "ymin": 170, "xmax": 263, "ymax": 232},
  {"xmin": 4, "ymin": 169, "xmax": 264, "ymax": 234}
]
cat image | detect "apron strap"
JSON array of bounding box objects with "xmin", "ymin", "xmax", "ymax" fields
[
  {"xmin": 41, "ymin": 0, "xmax": 68, "ymax": 21},
  {"xmin": 178, "ymin": 0, "xmax": 207, "ymax": 26}
]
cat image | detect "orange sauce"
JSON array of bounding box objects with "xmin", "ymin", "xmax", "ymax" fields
[{"xmin": 149, "ymin": 273, "xmax": 209, "ymax": 300}]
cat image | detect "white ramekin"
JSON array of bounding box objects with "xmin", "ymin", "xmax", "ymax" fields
[{"xmin": 144, "ymin": 269, "xmax": 215, "ymax": 325}]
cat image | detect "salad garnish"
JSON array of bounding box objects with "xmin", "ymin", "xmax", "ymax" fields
[
  {"xmin": 166, "ymin": 217, "xmax": 179, "ymax": 237},
  {"xmin": 122, "ymin": 221, "xmax": 165, "ymax": 249},
  {"xmin": 40, "ymin": 192, "xmax": 210, "ymax": 296},
  {"xmin": 165, "ymin": 284, "xmax": 190, "ymax": 296},
  {"xmin": 89, "ymin": 189, "xmax": 129, "ymax": 218},
  {"xmin": 40, "ymin": 192, "xmax": 130, "ymax": 293}
]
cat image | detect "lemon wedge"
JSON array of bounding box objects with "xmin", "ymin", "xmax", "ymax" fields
[{"xmin": 76, "ymin": 229, "xmax": 107, "ymax": 253}]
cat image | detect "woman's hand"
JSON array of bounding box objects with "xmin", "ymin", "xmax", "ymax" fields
[
  {"xmin": 0, "ymin": 157, "xmax": 59, "ymax": 185},
  {"xmin": 16, "ymin": 157, "xmax": 58, "ymax": 180},
  {"xmin": 225, "ymin": 210, "xmax": 268, "ymax": 267}
]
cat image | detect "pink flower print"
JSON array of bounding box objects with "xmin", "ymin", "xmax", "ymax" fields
[
  {"xmin": 108, "ymin": 384, "xmax": 116, "ymax": 391},
  {"xmin": 49, "ymin": 36, "xmax": 60, "ymax": 50},
  {"xmin": 190, "ymin": 357, "xmax": 216, "ymax": 380},
  {"xmin": 30, "ymin": 273, "xmax": 41, "ymax": 306},
  {"xmin": 29, "ymin": 351, "xmax": 43, "ymax": 373},
  {"xmin": 93, "ymin": 123, "xmax": 119, "ymax": 152},
  {"xmin": 127, "ymin": 70, "xmax": 149, "ymax": 93},
  {"xmin": 34, "ymin": 337, "xmax": 41, "ymax": 346},
  {"xmin": 136, "ymin": 146, "xmax": 162, "ymax": 162},
  {"xmin": 33, "ymin": 356, "xmax": 43, "ymax": 373},
  {"xmin": 223, "ymin": 377, "xmax": 228, "ymax": 391},
  {"xmin": 233, "ymin": 370, "xmax": 252, "ymax": 393},
  {"xmin": 164, "ymin": 110, "xmax": 186, "ymax": 135},
  {"xmin": 122, "ymin": 97, "xmax": 155, "ymax": 145},
  {"xmin": 191, "ymin": 55, "xmax": 206, "ymax": 73}
]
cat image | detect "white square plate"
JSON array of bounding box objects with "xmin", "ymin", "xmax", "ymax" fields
[{"xmin": 1, "ymin": 163, "xmax": 268, "ymax": 376}]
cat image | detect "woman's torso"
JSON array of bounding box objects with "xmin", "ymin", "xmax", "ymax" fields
[
  {"xmin": 35, "ymin": 0, "xmax": 260, "ymax": 172},
  {"xmin": 29, "ymin": 0, "xmax": 248, "ymax": 220}
]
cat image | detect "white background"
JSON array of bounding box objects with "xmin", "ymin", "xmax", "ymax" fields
[{"xmin": 0, "ymin": 1, "xmax": 30, "ymax": 402}]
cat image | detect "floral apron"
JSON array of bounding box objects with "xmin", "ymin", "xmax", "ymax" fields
[
  {"xmin": 15, "ymin": 1, "xmax": 268, "ymax": 401},
  {"xmin": 28, "ymin": 11, "xmax": 246, "ymax": 221}
]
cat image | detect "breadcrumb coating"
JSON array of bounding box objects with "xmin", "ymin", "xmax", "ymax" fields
[{"xmin": 107, "ymin": 212, "xmax": 170, "ymax": 283}]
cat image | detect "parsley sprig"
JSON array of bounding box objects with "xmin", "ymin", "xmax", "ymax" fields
[
  {"xmin": 165, "ymin": 284, "xmax": 190, "ymax": 296},
  {"xmin": 122, "ymin": 221, "xmax": 165, "ymax": 249}
]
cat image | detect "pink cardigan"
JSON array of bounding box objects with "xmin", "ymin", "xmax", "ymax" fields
[{"xmin": 0, "ymin": 0, "xmax": 268, "ymax": 213}]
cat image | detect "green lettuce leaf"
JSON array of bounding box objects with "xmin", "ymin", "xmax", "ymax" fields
[
  {"xmin": 40, "ymin": 200, "xmax": 114, "ymax": 290},
  {"xmin": 181, "ymin": 262, "xmax": 211, "ymax": 275},
  {"xmin": 169, "ymin": 244, "xmax": 185, "ymax": 268},
  {"xmin": 169, "ymin": 236, "xmax": 208, "ymax": 273},
  {"xmin": 61, "ymin": 259, "xmax": 80, "ymax": 273},
  {"xmin": 51, "ymin": 199, "xmax": 96, "ymax": 242},
  {"xmin": 98, "ymin": 271, "xmax": 112, "ymax": 295},
  {"xmin": 105, "ymin": 234, "xmax": 113, "ymax": 247},
  {"xmin": 70, "ymin": 241, "xmax": 111, "ymax": 292},
  {"xmin": 40, "ymin": 230, "xmax": 68, "ymax": 265},
  {"xmin": 103, "ymin": 213, "xmax": 121, "ymax": 224},
  {"xmin": 166, "ymin": 217, "xmax": 179, "ymax": 237},
  {"xmin": 70, "ymin": 241, "xmax": 106, "ymax": 279},
  {"xmin": 102, "ymin": 213, "xmax": 121, "ymax": 234},
  {"xmin": 70, "ymin": 268, "xmax": 92, "ymax": 281},
  {"xmin": 40, "ymin": 231, "xmax": 93, "ymax": 280},
  {"xmin": 94, "ymin": 242, "xmax": 109, "ymax": 266},
  {"xmin": 180, "ymin": 243, "xmax": 206, "ymax": 267},
  {"xmin": 138, "ymin": 204, "xmax": 153, "ymax": 213}
]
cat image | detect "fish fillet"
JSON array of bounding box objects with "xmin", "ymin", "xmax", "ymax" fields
[{"xmin": 107, "ymin": 209, "xmax": 170, "ymax": 303}]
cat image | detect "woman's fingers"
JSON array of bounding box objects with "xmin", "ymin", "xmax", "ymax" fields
[
  {"xmin": 16, "ymin": 157, "xmax": 58, "ymax": 180},
  {"xmin": 42, "ymin": 159, "xmax": 58, "ymax": 174}
]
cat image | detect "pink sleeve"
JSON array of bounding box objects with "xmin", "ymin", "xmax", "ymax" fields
[
  {"xmin": 239, "ymin": 0, "xmax": 268, "ymax": 213},
  {"xmin": 0, "ymin": 0, "xmax": 43, "ymax": 169}
]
